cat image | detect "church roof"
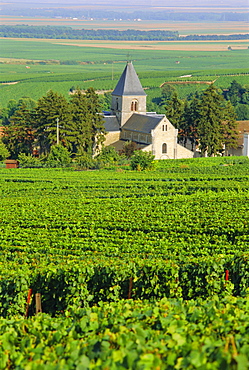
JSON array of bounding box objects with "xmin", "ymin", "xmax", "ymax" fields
[
  {"xmin": 122, "ymin": 113, "xmax": 164, "ymax": 134},
  {"xmin": 104, "ymin": 115, "xmax": 120, "ymax": 132},
  {"xmin": 112, "ymin": 62, "xmax": 146, "ymax": 97}
]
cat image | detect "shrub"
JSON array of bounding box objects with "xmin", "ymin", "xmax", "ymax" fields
[
  {"xmin": 45, "ymin": 145, "xmax": 72, "ymax": 168},
  {"xmin": 18, "ymin": 153, "xmax": 44, "ymax": 168},
  {"xmin": 120, "ymin": 141, "xmax": 137, "ymax": 158},
  {"xmin": 74, "ymin": 150, "xmax": 97, "ymax": 170},
  {"xmin": 96, "ymin": 146, "xmax": 119, "ymax": 167},
  {"xmin": 130, "ymin": 150, "xmax": 155, "ymax": 171},
  {"xmin": 0, "ymin": 141, "xmax": 10, "ymax": 162}
]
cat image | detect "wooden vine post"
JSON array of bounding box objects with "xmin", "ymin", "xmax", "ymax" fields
[
  {"xmin": 225, "ymin": 270, "xmax": 229, "ymax": 281},
  {"xmin": 24, "ymin": 289, "xmax": 33, "ymax": 318},
  {"xmin": 35, "ymin": 293, "xmax": 42, "ymax": 314},
  {"xmin": 128, "ymin": 277, "xmax": 133, "ymax": 299}
]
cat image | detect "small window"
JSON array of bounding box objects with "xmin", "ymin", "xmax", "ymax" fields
[
  {"xmin": 116, "ymin": 98, "xmax": 119, "ymax": 110},
  {"xmin": 162, "ymin": 125, "xmax": 164, "ymax": 131},
  {"xmin": 165, "ymin": 125, "xmax": 167, "ymax": 131},
  {"xmin": 131, "ymin": 100, "xmax": 138, "ymax": 111},
  {"xmin": 162, "ymin": 143, "xmax": 167, "ymax": 154}
]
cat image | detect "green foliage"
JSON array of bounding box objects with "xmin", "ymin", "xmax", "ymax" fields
[
  {"xmin": 34, "ymin": 90, "xmax": 72, "ymax": 155},
  {"xmin": 196, "ymin": 85, "xmax": 238, "ymax": 156},
  {"xmin": 96, "ymin": 146, "xmax": 120, "ymax": 167},
  {"xmin": 161, "ymin": 83, "xmax": 177, "ymax": 101},
  {"xmin": 0, "ymin": 141, "xmax": 10, "ymax": 161},
  {"xmin": 236, "ymin": 103, "xmax": 249, "ymax": 120},
  {"xmin": 0, "ymin": 158, "xmax": 248, "ymax": 367},
  {"xmin": 18, "ymin": 153, "xmax": 44, "ymax": 168},
  {"xmin": 45, "ymin": 145, "xmax": 71, "ymax": 168},
  {"xmin": 0, "ymin": 296, "xmax": 249, "ymax": 369},
  {"xmin": 74, "ymin": 149, "xmax": 97, "ymax": 170},
  {"xmin": 164, "ymin": 91, "xmax": 184, "ymax": 129},
  {"xmin": 3, "ymin": 103, "xmax": 35, "ymax": 159},
  {"xmin": 69, "ymin": 88, "xmax": 106, "ymax": 156},
  {"xmin": 223, "ymin": 79, "xmax": 249, "ymax": 120},
  {"xmin": 130, "ymin": 150, "xmax": 155, "ymax": 171},
  {"xmin": 0, "ymin": 38, "xmax": 248, "ymax": 108},
  {"xmin": 119, "ymin": 141, "xmax": 137, "ymax": 158}
]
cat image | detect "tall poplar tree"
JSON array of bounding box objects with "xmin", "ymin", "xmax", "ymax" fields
[
  {"xmin": 221, "ymin": 100, "xmax": 239, "ymax": 154},
  {"xmin": 179, "ymin": 92, "xmax": 202, "ymax": 150},
  {"xmin": 70, "ymin": 88, "xmax": 105, "ymax": 156},
  {"xmin": 197, "ymin": 85, "xmax": 226, "ymax": 156},
  {"xmin": 164, "ymin": 91, "xmax": 184, "ymax": 129}
]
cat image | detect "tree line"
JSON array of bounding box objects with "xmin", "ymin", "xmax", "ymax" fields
[
  {"xmin": 0, "ymin": 26, "xmax": 179, "ymax": 41},
  {"xmin": 159, "ymin": 82, "xmax": 240, "ymax": 156},
  {"xmin": 157, "ymin": 79, "xmax": 249, "ymax": 121},
  {"xmin": 1, "ymin": 25, "xmax": 248, "ymax": 41},
  {"xmin": 0, "ymin": 88, "xmax": 105, "ymax": 165}
]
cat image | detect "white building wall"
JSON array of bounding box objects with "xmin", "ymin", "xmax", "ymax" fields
[
  {"xmin": 151, "ymin": 117, "xmax": 178, "ymax": 159},
  {"xmin": 243, "ymin": 133, "xmax": 249, "ymax": 157},
  {"xmin": 176, "ymin": 144, "xmax": 195, "ymax": 159}
]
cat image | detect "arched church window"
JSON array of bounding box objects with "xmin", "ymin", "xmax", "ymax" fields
[
  {"xmin": 131, "ymin": 100, "xmax": 138, "ymax": 111},
  {"xmin": 162, "ymin": 143, "xmax": 167, "ymax": 154}
]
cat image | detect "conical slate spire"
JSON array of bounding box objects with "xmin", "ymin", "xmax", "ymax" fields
[{"xmin": 112, "ymin": 62, "xmax": 146, "ymax": 96}]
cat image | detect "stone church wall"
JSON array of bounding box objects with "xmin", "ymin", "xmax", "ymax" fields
[
  {"xmin": 176, "ymin": 144, "xmax": 195, "ymax": 159},
  {"xmin": 152, "ymin": 117, "xmax": 178, "ymax": 159},
  {"xmin": 104, "ymin": 131, "xmax": 121, "ymax": 146}
]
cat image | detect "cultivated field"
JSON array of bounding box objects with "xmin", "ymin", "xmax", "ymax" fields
[
  {"xmin": 0, "ymin": 37, "xmax": 248, "ymax": 106},
  {"xmin": 0, "ymin": 157, "xmax": 249, "ymax": 368}
]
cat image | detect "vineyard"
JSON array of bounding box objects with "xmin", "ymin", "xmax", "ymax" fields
[
  {"xmin": 0, "ymin": 156, "xmax": 249, "ymax": 369},
  {"xmin": 0, "ymin": 38, "xmax": 249, "ymax": 107}
]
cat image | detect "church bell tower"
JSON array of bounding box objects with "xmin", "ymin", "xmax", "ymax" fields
[{"xmin": 111, "ymin": 62, "xmax": 147, "ymax": 127}]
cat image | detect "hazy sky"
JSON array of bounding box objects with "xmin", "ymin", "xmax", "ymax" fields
[{"xmin": 7, "ymin": 0, "xmax": 249, "ymax": 5}]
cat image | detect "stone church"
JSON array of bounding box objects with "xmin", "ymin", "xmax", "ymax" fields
[{"xmin": 103, "ymin": 62, "xmax": 194, "ymax": 159}]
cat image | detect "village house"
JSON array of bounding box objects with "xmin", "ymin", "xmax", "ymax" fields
[{"xmin": 103, "ymin": 62, "xmax": 194, "ymax": 160}]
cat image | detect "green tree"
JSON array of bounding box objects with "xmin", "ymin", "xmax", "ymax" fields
[
  {"xmin": 99, "ymin": 91, "xmax": 112, "ymax": 111},
  {"xmin": 197, "ymin": 85, "xmax": 231, "ymax": 156},
  {"xmin": 161, "ymin": 83, "xmax": 177, "ymax": 101},
  {"xmin": 164, "ymin": 92, "xmax": 184, "ymax": 129},
  {"xmin": 236, "ymin": 104, "xmax": 249, "ymax": 120},
  {"xmin": 34, "ymin": 90, "xmax": 72, "ymax": 155},
  {"xmin": 3, "ymin": 103, "xmax": 35, "ymax": 159},
  {"xmin": 0, "ymin": 99, "xmax": 17, "ymax": 126},
  {"xmin": 17, "ymin": 97, "xmax": 37, "ymax": 111},
  {"xmin": 96, "ymin": 146, "xmax": 119, "ymax": 167},
  {"xmin": 69, "ymin": 88, "xmax": 105, "ymax": 156},
  {"xmin": 0, "ymin": 97, "xmax": 37, "ymax": 126},
  {"xmin": 0, "ymin": 141, "xmax": 10, "ymax": 162},
  {"xmin": 18, "ymin": 153, "xmax": 44, "ymax": 168},
  {"xmin": 6, "ymin": 99, "xmax": 18, "ymax": 119},
  {"xmin": 130, "ymin": 150, "xmax": 155, "ymax": 171},
  {"xmin": 224, "ymin": 80, "xmax": 245, "ymax": 106},
  {"xmin": 221, "ymin": 100, "xmax": 239, "ymax": 155},
  {"xmin": 45, "ymin": 144, "xmax": 71, "ymax": 168},
  {"xmin": 180, "ymin": 93, "xmax": 201, "ymax": 150}
]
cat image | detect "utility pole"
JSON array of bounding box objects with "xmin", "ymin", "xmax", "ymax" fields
[{"xmin": 56, "ymin": 117, "xmax": 59, "ymax": 145}]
